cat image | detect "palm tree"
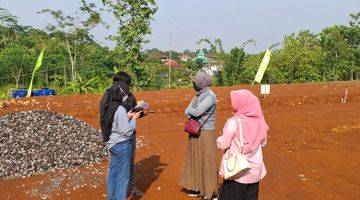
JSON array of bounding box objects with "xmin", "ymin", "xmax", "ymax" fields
[{"xmin": 197, "ymin": 38, "xmax": 224, "ymax": 53}]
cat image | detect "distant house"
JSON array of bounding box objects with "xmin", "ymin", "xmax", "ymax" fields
[
  {"xmin": 205, "ymin": 52, "xmax": 222, "ymax": 75},
  {"xmin": 160, "ymin": 56, "xmax": 169, "ymax": 62},
  {"xmin": 180, "ymin": 54, "xmax": 191, "ymax": 62},
  {"xmin": 164, "ymin": 59, "xmax": 180, "ymax": 68},
  {"xmin": 206, "ymin": 52, "xmax": 217, "ymax": 61}
]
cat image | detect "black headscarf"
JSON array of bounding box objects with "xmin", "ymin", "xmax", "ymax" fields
[
  {"xmin": 113, "ymin": 71, "xmax": 131, "ymax": 85},
  {"xmin": 99, "ymin": 71, "xmax": 136, "ymax": 115},
  {"xmin": 99, "ymin": 81, "xmax": 129, "ymax": 142}
]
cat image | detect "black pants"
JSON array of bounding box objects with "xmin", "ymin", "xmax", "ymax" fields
[{"xmin": 219, "ymin": 180, "xmax": 259, "ymax": 200}]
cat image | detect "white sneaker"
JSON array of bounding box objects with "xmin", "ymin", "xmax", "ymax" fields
[
  {"xmin": 202, "ymin": 196, "xmax": 218, "ymax": 200},
  {"xmin": 188, "ymin": 193, "xmax": 200, "ymax": 197},
  {"xmin": 187, "ymin": 192, "xmax": 202, "ymax": 197}
]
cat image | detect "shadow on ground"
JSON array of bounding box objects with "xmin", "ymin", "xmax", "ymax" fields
[{"xmin": 131, "ymin": 155, "xmax": 167, "ymax": 200}]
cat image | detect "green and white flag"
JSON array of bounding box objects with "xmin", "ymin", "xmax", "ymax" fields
[
  {"xmin": 253, "ymin": 49, "xmax": 271, "ymax": 84},
  {"xmin": 27, "ymin": 49, "xmax": 45, "ymax": 97}
]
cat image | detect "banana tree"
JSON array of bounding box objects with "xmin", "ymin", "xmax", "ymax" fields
[{"xmin": 63, "ymin": 75, "xmax": 99, "ymax": 94}]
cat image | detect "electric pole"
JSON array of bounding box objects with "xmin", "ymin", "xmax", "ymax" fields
[{"xmin": 168, "ymin": 27, "xmax": 173, "ymax": 90}]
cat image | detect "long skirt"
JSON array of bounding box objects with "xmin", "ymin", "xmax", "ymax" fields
[{"xmin": 179, "ymin": 130, "xmax": 218, "ymax": 198}]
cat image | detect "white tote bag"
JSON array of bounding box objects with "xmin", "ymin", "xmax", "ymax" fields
[{"xmin": 223, "ymin": 118, "xmax": 251, "ymax": 180}]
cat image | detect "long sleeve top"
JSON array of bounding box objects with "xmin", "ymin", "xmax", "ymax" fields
[
  {"xmin": 185, "ymin": 88, "xmax": 216, "ymax": 131},
  {"xmin": 107, "ymin": 106, "xmax": 136, "ymax": 149},
  {"xmin": 217, "ymin": 117, "xmax": 267, "ymax": 184}
]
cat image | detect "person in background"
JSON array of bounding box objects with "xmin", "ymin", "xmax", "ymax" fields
[
  {"xmin": 217, "ymin": 90, "xmax": 268, "ymax": 200},
  {"xmin": 100, "ymin": 71, "xmax": 143, "ymax": 197},
  {"xmin": 179, "ymin": 71, "xmax": 218, "ymax": 200},
  {"xmin": 100, "ymin": 81, "xmax": 141, "ymax": 200}
]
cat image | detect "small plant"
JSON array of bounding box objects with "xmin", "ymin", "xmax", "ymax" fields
[
  {"xmin": 0, "ymin": 93, "xmax": 7, "ymax": 99},
  {"xmin": 96, "ymin": 78, "xmax": 113, "ymax": 94},
  {"xmin": 0, "ymin": 84, "xmax": 16, "ymax": 99},
  {"xmin": 50, "ymin": 74, "xmax": 66, "ymax": 87},
  {"xmin": 63, "ymin": 75, "xmax": 100, "ymax": 95}
]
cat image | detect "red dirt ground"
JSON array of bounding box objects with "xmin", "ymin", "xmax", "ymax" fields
[{"xmin": 0, "ymin": 81, "xmax": 359, "ymax": 200}]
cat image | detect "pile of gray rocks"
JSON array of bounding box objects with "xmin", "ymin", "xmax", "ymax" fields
[{"xmin": 0, "ymin": 110, "xmax": 107, "ymax": 179}]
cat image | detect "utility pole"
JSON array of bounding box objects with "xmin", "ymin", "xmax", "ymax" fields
[{"xmin": 168, "ymin": 26, "xmax": 173, "ymax": 90}]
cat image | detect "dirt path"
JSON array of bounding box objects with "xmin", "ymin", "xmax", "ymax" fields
[{"xmin": 0, "ymin": 82, "xmax": 359, "ymax": 200}]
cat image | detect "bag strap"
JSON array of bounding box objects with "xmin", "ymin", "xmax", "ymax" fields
[
  {"xmin": 233, "ymin": 117, "xmax": 244, "ymax": 153},
  {"xmin": 199, "ymin": 104, "xmax": 216, "ymax": 129}
]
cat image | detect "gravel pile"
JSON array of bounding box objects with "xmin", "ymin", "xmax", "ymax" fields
[{"xmin": 0, "ymin": 110, "xmax": 107, "ymax": 179}]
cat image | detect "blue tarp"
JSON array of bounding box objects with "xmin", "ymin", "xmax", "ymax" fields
[{"xmin": 11, "ymin": 88, "xmax": 56, "ymax": 98}]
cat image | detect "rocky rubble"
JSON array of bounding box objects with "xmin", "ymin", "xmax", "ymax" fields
[{"xmin": 0, "ymin": 110, "xmax": 107, "ymax": 179}]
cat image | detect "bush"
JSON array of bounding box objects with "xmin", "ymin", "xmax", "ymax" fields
[
  {"xmin": 62, "ymin": 75, "xmax": 101, "ymax": 95},
  {"xmin": 0, "ymin": 84, "xmax": 18, "ymax": 99}
]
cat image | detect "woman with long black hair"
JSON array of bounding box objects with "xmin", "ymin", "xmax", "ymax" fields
[{"xmin": 100, "ymin": 81, "xmax": 141, "ymax": 200}]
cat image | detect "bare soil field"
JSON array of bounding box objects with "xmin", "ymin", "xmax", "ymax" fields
[{"xmin": 0, "ymin": 81, "xmax": 359, "ymax": 200}]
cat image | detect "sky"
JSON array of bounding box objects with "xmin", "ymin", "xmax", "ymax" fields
[{"xmin": 1, "ymin": 0, "xmax": 359, "ymax": 53}]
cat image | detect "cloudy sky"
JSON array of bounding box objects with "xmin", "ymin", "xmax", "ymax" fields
[{"xmin": 1, "ymin": 0, "xmax": 359, "ymax": 53}]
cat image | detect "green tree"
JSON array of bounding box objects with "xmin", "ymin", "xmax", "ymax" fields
[
  {"xmin": 0, "ymin": 44, "xmax": 36, "ymax": 88},
  {"xmin": 63, "ymin": 75, "xmax": 100, "ymax": 94},
  {"xmin": 39, "ymin": 1, "xmax": 101, "ymax": 82},
  {"xmin": 345, "ymin": 12, "xmax": 360, "ymax": 80},
  {"xmin": 0, "ymin": 7, "xmax": 29, "ymax": 50},
  {"xmin": 320, "ymin": 25, "xmax": 352, "ymax": 81},
  {"xmin": 278, "ymin": 31, "xmax": 324, "ymax": 83},
  {"xmin": 184, "ymin": 60, "xmax": 204, "ymax": 73},
  {"xmin": 144, "ymin": 48, "xmax": 163, "ymax": 61},
  {"xmin": 242, "ymin": 51, "xmax": 285, "ymax": 84},
  {"xmin": 102, "ymin": 0, "xmax": 157, "ymax": 89},
  {"xmin": 221, "ymin": 47, "xmax": 246, "ymax": 86},
  {"xmin": 197, "ymin": 38, "xmax": 224, "ymax": 53}
]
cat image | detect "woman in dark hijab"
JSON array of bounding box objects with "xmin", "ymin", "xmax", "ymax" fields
[
  {"xmin": 100, "ymin": 81, "xmax": 141, "ymax": 200},
  {"xmin": 112, "ymin": 72, "xmax": 137, "ymax": 111},
  {"xmin": 100, "ymin": 72, "xmax": 136, "ymax": 115},
  {"xmin": 179, "ymin": 71, "xmax": 218, "ymax": 200},
  {"xmin": 99, "ymin": 71, "xmax": 143, "ymax": 197}
]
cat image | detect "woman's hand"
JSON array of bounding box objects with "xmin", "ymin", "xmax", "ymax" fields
[
  {"xmin": 132, "ymin": 111, "xmax": 141, "ymax": 121},
  {"xmin": 128, "ymin": 111, "xmax": 141, "ymax": 120},
  {"xmin": 128, "ymin": 111, "xmax": 134, "ymax": 119}
]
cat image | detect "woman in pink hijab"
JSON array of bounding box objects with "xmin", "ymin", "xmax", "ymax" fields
[{"xmin": 217, "ymin": 89, "xmax": 268, "ymax": 200}]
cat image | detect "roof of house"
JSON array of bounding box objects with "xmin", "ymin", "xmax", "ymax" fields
[
  {"xmin": 164, "ymin": 60, "xmax": 180, "ymax": 68},
  {"xmin": 181, "ymin": 54, "xmax": 191, "ymax": 58}
]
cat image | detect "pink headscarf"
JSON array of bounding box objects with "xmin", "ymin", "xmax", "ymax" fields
[{"xmin": 230, "ymin": 89, "xmax": 268, "ymax": 154}]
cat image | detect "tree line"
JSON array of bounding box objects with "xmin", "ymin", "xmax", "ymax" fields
[{"xmin": 0, "ymin": 2, "xmax": 359, "ymax": 96}]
